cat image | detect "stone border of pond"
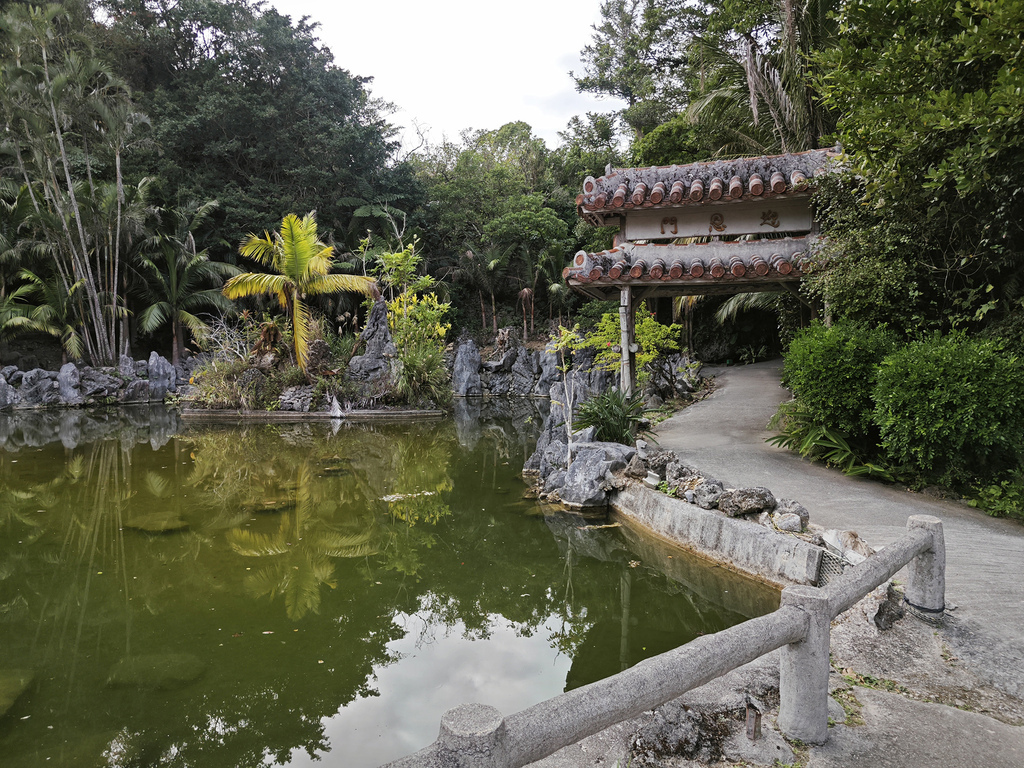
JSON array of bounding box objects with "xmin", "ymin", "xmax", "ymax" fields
[
  {"xmin": 179, "ymin": 408, "xmax": 445, "ymax": 423},
  {"xmin": 610, "ymin": 482, "xmax": 822, "ymax": 588}
]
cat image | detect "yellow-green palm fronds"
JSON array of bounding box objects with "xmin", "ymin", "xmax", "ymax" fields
[{"xmin": 222, "ymin": 272, "xmax": 290, "ymax": 310}]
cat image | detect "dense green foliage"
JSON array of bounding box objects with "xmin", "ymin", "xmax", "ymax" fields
[
  {"xmin": 873, "ymin": 335, "xmax": 1024, "ymax": 487},
  {"xmin": 783, "ymin": 322, "xmax": 896, "ymax": 443},
  {"xmin": 98, "ymin": 0, "xmax": 416, "ymax": 248},
  {"xmin": 810, "ymin": 0, "xmax": 1024, "ymax": 334}
]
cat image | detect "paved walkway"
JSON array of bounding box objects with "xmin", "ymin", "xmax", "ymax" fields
[
  {"xmin": 655, "ymin": 359, "xmax": 1024, "ymax": 699},
  {"xmin": 535, "ymin": 359, "xmax": 1024, "ymax": 768}
]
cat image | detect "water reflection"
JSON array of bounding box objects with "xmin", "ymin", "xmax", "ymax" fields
[{"xmin": 0, "ymin": 406, "xmax": 776, "ymax": 767}]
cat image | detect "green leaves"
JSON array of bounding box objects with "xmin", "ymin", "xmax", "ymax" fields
[
  {"xmin": 812, "ymin": 0, "xmax": 1024, "ymax": 333},
  {"xmin": 873, "ymin": 334, "xmax": 1024, "ymax": 485},
  {"xmin": 572, "ymin": 387, "xmax": 651, "ymax": 446},
  {"xmin": 225, "ymin": 212, "xmax": 375, "ymax": 374}
]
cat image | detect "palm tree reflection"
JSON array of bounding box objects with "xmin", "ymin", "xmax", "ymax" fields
[{"xmin": 227, "ymin": 465, "xmax": 378, "ymax": 620}]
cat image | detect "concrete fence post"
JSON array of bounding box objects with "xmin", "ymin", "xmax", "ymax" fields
[
  {"xmin": 437, "ymin": 704, "xmax": 507, "ymax": 768},
  {"xmin": 905, "ymin": 515, "xmax": 945, "ymax": 623},
  {"xmin": 777, "ymin": 585, "xmax": 831, "ymax": 745}
]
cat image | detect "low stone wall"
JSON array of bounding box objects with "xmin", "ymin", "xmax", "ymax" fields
[
  {"xmin": 615, "ymin": 518, "xmax": 780, "ymax": 619},
  {"xmin": 611, "ymin": 483, "xmax": 823, "ymax": 588},
  {"xmin": 0, "ymin": 351, "xmax": 194, "ymax": 411}
]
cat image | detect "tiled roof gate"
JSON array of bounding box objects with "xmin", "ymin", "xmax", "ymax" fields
[{"xmin": 564, "ymin": 147, "xmax": 838, "ymax": 395}]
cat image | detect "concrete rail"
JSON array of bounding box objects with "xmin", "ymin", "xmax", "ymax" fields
[{"xmin": 380, "ymin": 515, "xmax": 945, "ymax": 768}]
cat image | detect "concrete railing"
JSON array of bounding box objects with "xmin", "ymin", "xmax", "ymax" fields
[{"xmin": 381, "ymin": 515, "xmax": 945, "ymax": 768}]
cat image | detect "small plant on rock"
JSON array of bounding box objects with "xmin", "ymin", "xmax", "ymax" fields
[{"xmin": 572, "ymin": 387, "xmax": 652, "ymax": 446}]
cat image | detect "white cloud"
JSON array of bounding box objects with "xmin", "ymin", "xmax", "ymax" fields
[{"xmin": 269, "ymin": 0, "xmax": 626, "ymax": 149}]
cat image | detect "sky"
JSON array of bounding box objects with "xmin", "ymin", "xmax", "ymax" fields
[{"xmin": 267, "ymin": 0, "xmax": 626, "ymax": 151}]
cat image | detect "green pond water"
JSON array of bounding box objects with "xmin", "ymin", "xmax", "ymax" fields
[{"xmin": 0, "ymin": 405, "xmax": 778, "ymax": 768}]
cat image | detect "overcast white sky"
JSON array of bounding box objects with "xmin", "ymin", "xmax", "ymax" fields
[{"xmin": 268, "ymin": 0, "xmax": 625, "ymax": 151}]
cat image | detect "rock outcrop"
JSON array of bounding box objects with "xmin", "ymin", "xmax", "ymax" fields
[
  {"xmin": 0, "ymin": 353, "xmax": 182, "ymax": 412},
  {"xmin": 347, "ymin": 298, "xmax": 397, "ymax": 386}
]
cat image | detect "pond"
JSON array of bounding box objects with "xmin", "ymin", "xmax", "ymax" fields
[{"xmin": 0, "ymin": 404, "xmax": 778, "ymax": 768}]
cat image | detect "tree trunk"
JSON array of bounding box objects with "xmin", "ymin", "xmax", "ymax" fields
[{"xmin": 172, "ymin": 318, "xmax": 184, "ymax": 368}]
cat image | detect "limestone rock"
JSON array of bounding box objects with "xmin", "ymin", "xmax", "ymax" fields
[
  {"xmin": 559, "ymin": 445, "xmax": 631, "ymax": 508},
  {"xmin": 486, "ymin": 370, "xmax": 512, "ymax": 395},
  {"xmin": 19, "ymin": 369, "xmax": 61, "ymax": 407},
  {"xmin": 348, "ymin": 298, "xmax": 397, "ymax": 382},
  {"xmin": 839, "ymin": 529, "xmax": 875, "ymax": 558},
  {"xmin": 775, "ymin": 498, "xmax": 810, "ymax": 528},
  {"xmin": 718, "ymin": 486, "xmax": 777, "ymax": 518},
  {"xmin": 451, "ymin": 339, "xmax": 483, "ymax": 396},
  {"xmin": 481, "ymin": 346, "xmax": 518, "ymax": 373},
  {"xmin": 533, "ymin": 342, "xmax": 561, "ymax": 397},
  {"xmin": 510, "ymin": 349, "xmax": 538, "ymax": 394},
  {"xmin": 693, "ymin": 478, "xmax": 725, "ymax": 510},
  {"xmin": 279, "ymin": 385, "xmax": 313, "ymax": 412},
  {"xmin": 106, "ymin": 654, "xmax": 205, "ymax": 690},
  {"xmin": 121, "ymin": 379, "xmax": 150, "ymax": 403},
  {"xmin": 0, "ymin": 669, "xmax": 33, "ymax": 719},
  {"xmin": 543, "ymin": 470, "xmax": 566, "ymax": 494},
  {"xmin": 0, "ymin": 377, "xmax": 17, "ymax": 411},
  {"xmin": 773, "ymin": 512, "xmax": 803, "ymax": 532},
  {"xmin": 539, "ymin": 439, "xmax": 569, "ymax": 478},
  {"xmin": 79, "ymin": 367, "xmax": 122, "ymax": 400},
  {"xmin": 118, "ymin": 354, "xmax": 135, "ymax": 379},
  {"xmin": 625, "ymin": 453, "xmax": 647, "ymax": 479},
  {"xmin": 642, "ymin": 448, "xmax": 677, "ymax": 480},
  {"xmin": 147, "ymin": 352, "xmax": 176, "ymax": 400},
  {"xmin": 665, "ymin": 459, "xmax": 698, "ymax": 487},
  {"xmin": 570, "ymin": 425, "xmax": 597, "ymax": 449},
  {"xmin": 57, "ymin": 363, "xmax": 83, "ymax": 405}
]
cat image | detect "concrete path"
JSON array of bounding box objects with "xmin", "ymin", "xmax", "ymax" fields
[
  {"xmin": 532, "ymin": 359, "xmax": 1024, "ymax": 768},
  {"xmin": 655, "ymin": 358, "xmax": 1024, "ymax": 698}
]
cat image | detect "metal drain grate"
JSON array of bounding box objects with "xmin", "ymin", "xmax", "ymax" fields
[{"xmin": 816, "ymin": 549, "xmax": 846, "ymax": 586}]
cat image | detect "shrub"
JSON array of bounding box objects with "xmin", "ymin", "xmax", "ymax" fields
[
  {"xmin": 969, "ymin": 472, "xmax": 1024, "ymax": 522},
  {"xmin": 873, "ymin": 334, "xmax": 1024, "ymax": 486},
  {"xmin": 393, "ymin": 339, "xmax": 451, "ymax": 407},
  {"xmin": 581, "ymin": 311, "xmax": 683, "ymax": 384},
  {"xmin": 571, "ymin": 388, "xmax": 651, "ymax": 446},
  {"xmin": 783, "ymin": 322, "xmax": 897, "ymax": 444}
]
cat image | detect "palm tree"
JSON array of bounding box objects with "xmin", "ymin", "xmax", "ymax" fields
[
  {"xmin": 136, "ymin": 201, "xmax": 239, "ymax": 366},
  {"xmin": 18, "ymin": 268, "xmax": 84, "ymax": 364},
  {"xmin": 0, "ymin": 282, "xmax": 36, "ymax": 342},
  {"xmin": 687, "ymin": 0, "xmax": 837, "ymax": 155},
  {"xmin": 223, "ymin": 212, "xmax": 376, "ymax": 374}
]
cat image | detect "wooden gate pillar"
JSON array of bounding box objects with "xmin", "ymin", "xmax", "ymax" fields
[{"xmin": 619, "ymin": 287, "xmax": 636, "ymax": 396}]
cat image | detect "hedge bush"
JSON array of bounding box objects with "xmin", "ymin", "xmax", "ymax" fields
[
  {"xmin": 873, "ymin": 334, "xmax": 1024, "ymax": 486},
  {"xmin": 783, "ymin": 322, "xmax": 898, "ymax": 443}
]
